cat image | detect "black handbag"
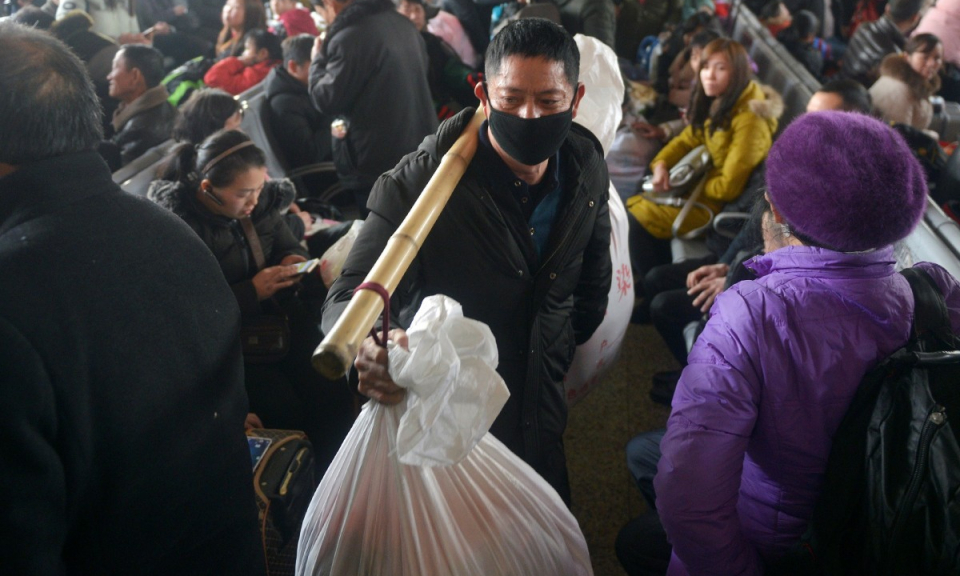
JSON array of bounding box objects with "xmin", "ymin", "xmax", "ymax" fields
[{"xmin": 239, "ymin": 217, "xmax": 291, "ymax": 363}]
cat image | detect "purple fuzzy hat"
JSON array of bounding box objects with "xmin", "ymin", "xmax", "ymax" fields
[{"xmin": 765, "ymin": 111, "xmax": 927, "ymax": 252}]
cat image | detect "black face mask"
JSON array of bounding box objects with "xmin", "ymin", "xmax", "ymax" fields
[{"xmin": 485, "ymin": 85, "xmax": 575, "ymax": 166}]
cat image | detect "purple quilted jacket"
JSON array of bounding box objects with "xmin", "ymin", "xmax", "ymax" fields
[{"xmin": 655, "ymin": 246, "xmax": 960, "ymax": 575}]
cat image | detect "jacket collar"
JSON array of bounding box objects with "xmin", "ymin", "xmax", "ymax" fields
[
  {"xmin": 745, "ymin": 245, "xmax": 897, "ymax": 279},
  {"xmin": 265, "ymin": 66, "xmax": 307, "ymax": 98},
  {"xmin": 112, "ymin": 85, "xmax": 170, "ymax": 133},
  {"xmin": 878, "ymin": 52, "xmax": 941, "ymax": 99},
  {"xmin": 0, "ymin": 150, "xmax": 113, "ymax": 235}
]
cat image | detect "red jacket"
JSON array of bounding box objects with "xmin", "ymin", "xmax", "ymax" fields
[
  {"xmin": 278, "ymin": 8, "xmax": 318, "ymax": 37},
  {"xmin": 204, "ymin": 57, "xmax": 279, "ymax": 96}
]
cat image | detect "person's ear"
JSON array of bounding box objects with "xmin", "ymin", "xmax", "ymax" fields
[
  {"xmin": 474, "ymin": 80, "xmax": 490, "ymax": 117},
  {"xmin": 769, "ymin": 202, "xmax": 786, "ymax": 224},
  {"xmin": 257, "ymin": 47, "xmax": 269, "ymax": 62},
  {"xmin": 571, "ymin": 82, "xmax": 586, "ymax": 119},
  {"xmin": 286, "ymin": 59, "xmax": 297, "ymax": 75},
  {"xmin": 131, "ymin": 67, "xmax": 144, "ymax": 88}
]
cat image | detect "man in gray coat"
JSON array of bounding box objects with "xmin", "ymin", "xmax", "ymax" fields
[{"xmin": 309, "ymin": 0, "xmax": 437, "ymax": 214}]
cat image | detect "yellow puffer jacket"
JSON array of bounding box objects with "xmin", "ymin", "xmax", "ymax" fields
[{"xmin": 627, "ymin": 81, "xmax": 783, "ymax": 238}]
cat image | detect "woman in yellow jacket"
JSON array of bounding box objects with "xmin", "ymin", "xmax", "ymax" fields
[{"xmin": 626, "ymin": 38, "xmax": 782, "ymax": 300}]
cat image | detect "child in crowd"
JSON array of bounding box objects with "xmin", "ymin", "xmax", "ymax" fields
[
  {"xmin": 759, "ymin": 0, "xmax": 792, "ymax": 36},
  {"xmin": 777, "ymin": 10, "xmax": 823, "ymax": 79},
  {"xmin": 205, "ymin": 28, "xmax": 282, "ymax": 95}
]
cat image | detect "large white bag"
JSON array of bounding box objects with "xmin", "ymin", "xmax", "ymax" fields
[
  {"xmin": 566, "ymin": 36, "xmax": 636, "ymax": 406},
  {"xmin": 296, "ymin": 295, "xmax": 593, "ymax": 576}
]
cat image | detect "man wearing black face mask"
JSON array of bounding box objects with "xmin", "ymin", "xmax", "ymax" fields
[{"xmin": 321, "ymin": 18, "xmax": 612, "ymax": 504}]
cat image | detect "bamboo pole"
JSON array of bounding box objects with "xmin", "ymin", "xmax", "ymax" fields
[{"xmin": 312, "ymin": 107, "xmax": 486, "ymax": 379}]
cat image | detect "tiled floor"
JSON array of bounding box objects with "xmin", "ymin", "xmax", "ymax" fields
[{"xmin": 566, "ymin": 323, "xmax": 679, "ymax": 576}]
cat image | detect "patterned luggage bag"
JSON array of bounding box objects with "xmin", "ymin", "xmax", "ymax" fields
[{"xmin": 247, "ymin": 429, "xmax": 317, "ymax": 576}]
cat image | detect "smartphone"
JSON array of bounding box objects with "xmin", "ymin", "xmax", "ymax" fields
[
  {"xmin": 248, "ymin": 436, "xmax": 272, "ymax": 472},
  {"xmin": 291, "ymin": 258, "xmax": 320, "ymax": 276}
]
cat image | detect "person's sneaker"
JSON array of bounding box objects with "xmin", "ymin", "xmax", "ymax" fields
[{"xmin": 649, "ymin": 369, "xmax": 682, "ymax": 406}]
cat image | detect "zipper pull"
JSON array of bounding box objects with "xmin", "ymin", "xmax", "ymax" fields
[{"xmin": 930, "ymin": 405, "xmax": 946, "ymax": 426}]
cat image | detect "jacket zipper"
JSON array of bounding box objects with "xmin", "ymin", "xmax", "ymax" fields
[{"xmin": 886, "ymin": 403, "xmax": 946, "ymax": 571}]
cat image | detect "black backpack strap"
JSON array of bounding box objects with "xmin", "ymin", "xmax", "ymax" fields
[{"xmin": 901, "ymin": 267, "xmax": 951, "ymax": 338}]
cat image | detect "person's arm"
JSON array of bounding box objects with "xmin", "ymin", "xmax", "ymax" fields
[
  {"xmin": 309, "ymin": 32, "xmax": 368, "ymax": 116},
  {"xmin": 571, "ymin": 175, "xmax": 612, "ymax": 345},
  {"xmin": 203, "ymin": 58, "xmax": 273, "ymax": 96},
  {"xmin": 112, "ymin": 115, "xmax": 160, "ymax": 166},
  {"xmin": 0, "ymin": 317, "xmax": 69, "ymax": 576},
  {"xmin": 649, "ymin": 123, "xmax": 702, "ymax": 173},
  {"xmin": 263, "ymin": 210, "xmax": 309, "ymax": 265},
  {"xmin": 654, "ymin": 288, "xmax": 765, "ymax": 575},
  {"xmin": 702, "ymin": 109, "xmax": 773, "ymax": 204}
]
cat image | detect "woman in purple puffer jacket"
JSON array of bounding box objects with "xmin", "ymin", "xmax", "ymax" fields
[{"xmin": 648, "ymin": 112, "xmax": 960, "ymax": 575}]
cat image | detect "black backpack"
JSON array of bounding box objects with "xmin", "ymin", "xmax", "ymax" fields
[{"xmin": 773, "ymin": 267, "xmax": 960, "ymax": 575}]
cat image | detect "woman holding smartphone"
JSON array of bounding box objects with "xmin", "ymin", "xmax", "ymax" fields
[{"xmin": 149, "ymin": 129, "xmax": 353, "ymax": 472}]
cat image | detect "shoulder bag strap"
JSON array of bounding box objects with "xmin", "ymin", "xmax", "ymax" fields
[
  {"xmin": 901, "ymin": 267, "xmax": 951, "ymax": 338},
  {"xmin": 239, "ymin": 216, "xmax": 266, "ymax": 271}
]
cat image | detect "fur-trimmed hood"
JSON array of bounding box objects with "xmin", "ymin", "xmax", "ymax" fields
[
  {"xmin": 878, "ymin": 53, "xmax": 941, "ymax": 100},
  {"xmin": 147, "ymin": 177, "xmax": 296, "ymax": 220},
  {"xmin": 747, "ymin": 82, "xmax": 785, "ymax": 120},
  {"xmin": 707, "ymin": 81, "xmax": 785, "ymax": 121}
]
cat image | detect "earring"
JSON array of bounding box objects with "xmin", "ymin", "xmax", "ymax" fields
[{"xmin": 781, "ymin": 223, "xmax": 792, "ymax": 238}]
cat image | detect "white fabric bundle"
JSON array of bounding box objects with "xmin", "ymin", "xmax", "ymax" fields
[{"xmin": 296, "ymin": 295, "xmax": 593, "ymax": 576}]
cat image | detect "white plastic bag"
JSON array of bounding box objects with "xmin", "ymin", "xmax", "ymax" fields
[
  {"xmin": 319, "ymin": 219, "xmax": 362, "ymax": 288},
  {"xmin": 573, "ymin": 35, "xmax": 624, "ymax": 156},
  {"xmin": 566, "ymin": 36, "xmax": 636, "ymax": 405},
  {"xmin": 296, "ymin": 296, "xmax": 594, "ymax": 576}
]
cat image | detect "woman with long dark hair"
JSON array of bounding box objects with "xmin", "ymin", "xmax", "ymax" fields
[
  {"xmin": 626, "ymin": 38, "xmax": 782, "ymax": 299},
  {"xmin": 216, "ymin": 0, "xmax": 266, "ymax": 59}
]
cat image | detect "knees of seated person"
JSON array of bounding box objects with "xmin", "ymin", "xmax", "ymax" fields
[
  {"xmin": 628, "ymin": 216, "xmax": 673, "ymax": 295},
  {"xmin": 649, "ymin": 289, "xmax": 700, "ymax": 365},
  {"xmin": 642, "ymin": 255, "xmax": 717, "ymax": 300},
  {"xmin": 626, "ymin": 429, "xmax": 666, "ymax": 509}
]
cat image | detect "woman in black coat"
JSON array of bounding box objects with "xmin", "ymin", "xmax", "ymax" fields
[{"xmin": 148, "ymin": 129, "xmax": 354, "ymax": 473}]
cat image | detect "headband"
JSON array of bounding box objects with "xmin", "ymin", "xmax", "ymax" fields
[{"xmin": 201, "ymin": 141, "xmax": 255, "ymax": 175}]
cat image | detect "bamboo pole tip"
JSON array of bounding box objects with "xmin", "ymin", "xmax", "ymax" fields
[{"xmin": 312, "ymin": 344, "xmax": 353, "ymax": 380}]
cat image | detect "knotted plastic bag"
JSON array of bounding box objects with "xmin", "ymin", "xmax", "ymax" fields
[{"xmin": 296, "ymin": 295, "xmax": 593, "ymax": 576}]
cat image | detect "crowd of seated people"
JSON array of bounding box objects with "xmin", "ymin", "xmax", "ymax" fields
[{"xmin": 3, "ymin": 0, "xmax": 960, "ymax": 573}]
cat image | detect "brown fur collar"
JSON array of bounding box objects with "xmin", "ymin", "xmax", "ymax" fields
[{"xmin": 879, "ymin": 53, "xmax": 941, "ymax": 100}]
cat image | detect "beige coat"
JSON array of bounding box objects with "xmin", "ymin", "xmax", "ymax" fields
[{"xmin": 869, "ymin": 53, "xmax": 940, "ymax": 132}]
